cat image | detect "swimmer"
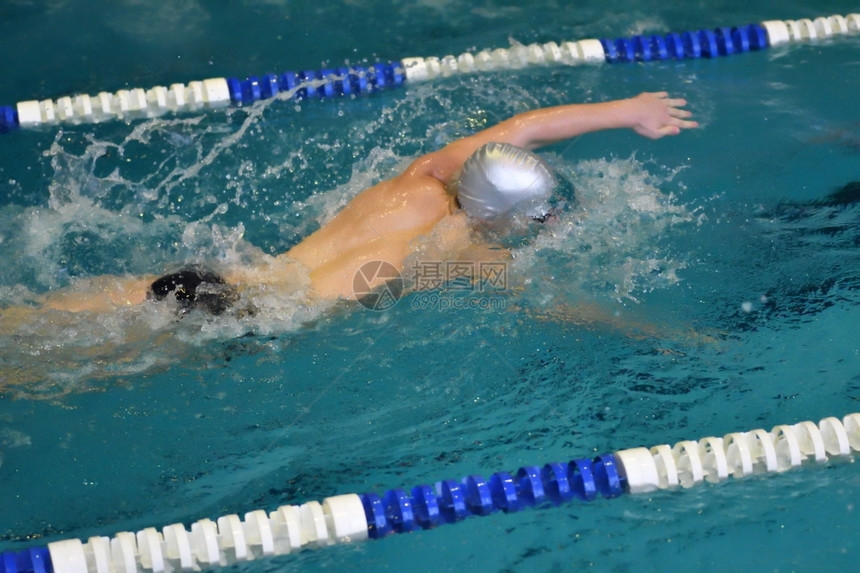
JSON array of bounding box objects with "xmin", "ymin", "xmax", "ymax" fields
[{"xmin": 4, "ymin": 92, "xmax": 697, "ymax": 319}]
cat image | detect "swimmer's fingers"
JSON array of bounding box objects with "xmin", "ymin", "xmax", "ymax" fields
[
  {"xmin": 653, "ymin": 125, "xmax": 682, "ymax": 137},
  {"xmin": 659, "ymin": 98, "xmax": 698, "ymax": 136},
  {"xmin": 651, "ymin": 116, "xmax": 699, "ymax": 138},
  {"xmin": 647, "ymin": 92, "xmax": 689, "ymax": 109},
  {"xmin": 636, "ymin": 118, "xmax": 698, "ymax": 139},
  {"xmin": 676, "ymin": 117, "xmax": 699, "ymax": 130},
  {"xmin": 630, "ymin": 91, "xmax": 697, "ymax": 138},
  {"xmin": 667, "ymin": 103, "xmax": 693, "ymax": 118},
  {"xmin": 665, "ymin": 97, "xmax": 697, "ymax": 124},
  {"xmin": 668, "ymin": 112, "xmax": 699, "ymax": 130}
]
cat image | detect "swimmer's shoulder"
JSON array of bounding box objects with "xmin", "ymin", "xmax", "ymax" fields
[{"xmin": 401, "ymin": 145, "xmax": 474, "ymax": 187}]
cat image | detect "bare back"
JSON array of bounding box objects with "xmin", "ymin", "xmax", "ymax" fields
[{"xmin": 285, "ymin": 165, "xmax": 459, "ymax": 298}]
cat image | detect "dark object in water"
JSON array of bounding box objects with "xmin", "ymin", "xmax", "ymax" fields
[
  {"xmin": 149, "ymin": 266, "xmax": 238, "ymax": 315},
  {"xmin": 815, "ymin": 180, "xmax": 860, "ymax": 207}
]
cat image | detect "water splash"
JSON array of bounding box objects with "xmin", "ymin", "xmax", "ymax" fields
[{"xmin": 512, "ymin": 155, "xmax": 699, "ymax": 305}]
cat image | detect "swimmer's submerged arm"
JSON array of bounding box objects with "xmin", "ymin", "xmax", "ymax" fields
[{"xmin": 531, "ymin": 301, "xmax": 726, "ymax": 347}]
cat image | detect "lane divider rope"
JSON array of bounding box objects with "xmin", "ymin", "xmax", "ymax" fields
[
  {"xmin": 1, "ymin": 412, "xmax": 856, "ymax": 573},
  {"xmin": 0, "ymin": 14, "xmax": 857, "ymax": 133}
]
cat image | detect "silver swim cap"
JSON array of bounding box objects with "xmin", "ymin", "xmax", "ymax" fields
[{"xmin": 453, "ymin": 142, "xmax": 557, "ymax": 220}]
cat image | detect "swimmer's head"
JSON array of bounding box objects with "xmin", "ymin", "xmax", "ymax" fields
[{"xmin": 451, "ymin": 142, "xmax": 558, "ymax": 221}]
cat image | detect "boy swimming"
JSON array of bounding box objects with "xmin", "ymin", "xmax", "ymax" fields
[{"xmin": 9, "ymin": 92, "xmax": 697, "ymax": 317}]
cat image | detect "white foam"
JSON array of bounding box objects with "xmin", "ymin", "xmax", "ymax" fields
[{"xmin": 511, "ymin": 156, "xmax": 697, "ymax": 305}]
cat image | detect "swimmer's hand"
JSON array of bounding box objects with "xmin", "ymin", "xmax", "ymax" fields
[{"xmin": 627, "ymin": 92, "xmax": 698, "ymax": 139}]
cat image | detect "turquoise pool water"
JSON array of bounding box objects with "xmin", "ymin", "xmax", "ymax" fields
[{"xmin": 0, "ymin": 1, "xmax": 858, "ymax": 571}]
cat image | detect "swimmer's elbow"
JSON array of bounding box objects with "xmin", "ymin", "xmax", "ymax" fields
[{"xmin": 495, "ymin": 116, "xmax": 544, "ymax": 149}]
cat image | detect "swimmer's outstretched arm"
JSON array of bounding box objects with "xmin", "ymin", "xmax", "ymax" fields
[
  {"xmin": 1, "ymin": 256, "xmax": 303, "ymax": 320},
  {"xmin": 504, "ymin": 91, "xmax": 698, "ymax": 146},
  {"xmin": 0, "ymin": 277, "xmax": 131, "ymax": 336},
  {"xmin": 411, "ymin": 92, "xmax": 697, "ymax": 184},
  {"xmin": 0, "ymin": 275, "xmax": 157, "ymax": 334},
  {"xmin": 39, "ymin": 275, "xmax": 155, "ymax": 313}
]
